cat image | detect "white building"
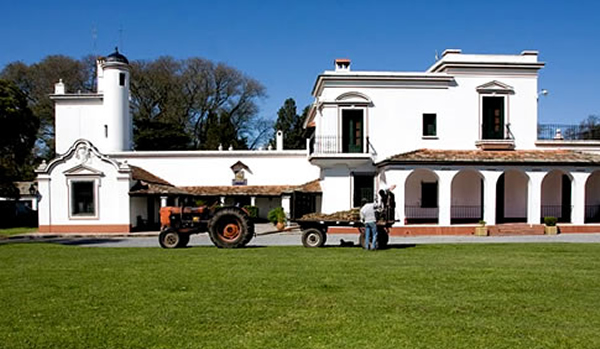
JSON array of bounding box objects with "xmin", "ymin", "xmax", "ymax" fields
[{"xmin": 37, "ymin": 48, "xmax": 600, "ymax": 234}]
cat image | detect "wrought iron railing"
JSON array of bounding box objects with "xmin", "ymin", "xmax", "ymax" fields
[
  {"xmin": 538, "ymin": 124, "xmax": 600, "ymax": 140},
  {"xmin": 585, "ymin": 205, "xmax": 600, "ymax": 223},
  {"xmin": 541, "ymin": 205, "xmax": 572, "ymax": 222},
  {"xmin": 405, "ymin": 206, "xmax": 439, "ymax": 219},
  {"xmin": 451, "ymin": 205, "xmax": 482, "ymax": 219},
  {"xmin": 310, "ymin": 135, "xmax": 370, "ymax": 155}
]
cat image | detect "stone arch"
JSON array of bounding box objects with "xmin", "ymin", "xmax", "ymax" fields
[
  {"xmin": 497, "ymin": 169, "xmax": 529, "ymax": 223},
  {"xmin": 404, "ymin": 169, "xmax": 439, "ymax": 224},
  {"xmin": 585, "ymin": 171, "xmax": 600, "ymax": 223},
  {"xmin": 541, "ymin": 169, "xmax": 573, "ymax": 223},
  {"xmin": 450, "ymin": 169, "xmax": 484, "ymax": 224}
]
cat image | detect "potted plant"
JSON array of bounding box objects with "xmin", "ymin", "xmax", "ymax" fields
[
  {"xmin": 544, "ymin": 216, "xmax": 558, "ymax": 235},
  {"xmin": 268, "ymin": 207, "xmax": 287, "ymax": 231},
  {"xmin": 475, "ymin": 220, "xmax": 488, "ymax": 236}
]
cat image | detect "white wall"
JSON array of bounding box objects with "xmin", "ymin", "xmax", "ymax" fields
[
  {"xmin": 405, "ymin": 169, "xmax": 438, "ymax": 207},
  {"xmin": 451, "ymin": 170, "xmax": 482, "ymax": 206},
  {"xmin": 130, "ymin": 196, "xmax": 147, "ymax": 227},
  {"xmin": 111, "ymin": 151, "xmax": 320, "ymax": 187},
  {"xmin": 37, "ymin": 146, "xmax": 131, "ymax": 230},
  {"xmin": 55, "ymin": 99, "xmax": 105, "ymax": 154},
  {"xmin": 504, "ymin": 170, "xmax": 528, "ymax": 218}
]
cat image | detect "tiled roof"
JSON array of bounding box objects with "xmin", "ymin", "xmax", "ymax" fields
[
  {"xmin": 381, "ymin": 149, "xmax": 600, "ymax": 165},
  {"xmin": 182, "ymin": 179, "xmax": 322, "ymax": 197},
  {"xmin": 130, "ymin": 165, "xmax": 173, "ymax": 186},
  {"xmin": 130, "ymin": 183, "xmax": 191, "ymax": 196},
  {"xmin": 129, "ymin": 165, "xmax": 188, "ymax": 195},
  {"xmin": 128, "ymin": 163, "xmax": 322, "ymax": 197}
]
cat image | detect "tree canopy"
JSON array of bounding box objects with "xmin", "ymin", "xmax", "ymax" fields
[
  {"xmin": 0, "ymin": 79, "xmax": 39, "ymax": 198},
  {"xmin": 1, "ymin": 54, "xmax": 270, "ymax": 154},
  {"xmin": 269, "ymin": 98, "xmax": 309, "ymax": 149}
]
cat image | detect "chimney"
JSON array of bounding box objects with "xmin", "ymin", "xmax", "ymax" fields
[
  {"xmin": 276, "ymin": 130, "xmax": 284, "ymax": 151},
  {"xmin": 54, "ymin": 79, "xmax": 65, "ymax": 94},
  {"xmin": 334, "ymin": 58, "xmax": 351, "ymax": 72},
  {"xmin": 96, "ymin": 58, "xmax": 105, "ymax": 93}
]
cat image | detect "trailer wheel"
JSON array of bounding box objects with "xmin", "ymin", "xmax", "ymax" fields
[
  {"xmin": 159, "ymin": 229, "xmax": 182, "ymax": 249},
  {"xmin": 302, "ymin": 228, "xmax": 326, "ymax": 248},
  {"xmin": 208, "ymin": 208, "xmax": 253, "ymax": 248}
]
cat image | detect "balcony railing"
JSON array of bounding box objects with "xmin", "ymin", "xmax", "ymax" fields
[
  {"xmin": 538, "ymin": 124, "xmax": 600, "ymax": 140},
  {"xmin": 310, "ymin": 136, "xmax": 370, "ymax": 155}
]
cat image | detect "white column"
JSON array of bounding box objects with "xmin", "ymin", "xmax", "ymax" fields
[
  {"xmin": 526, "ymin": 171, "xmax": 546, "ymax": 225},
  {"xmin": 571, "ymin": 172, "xmax": 591, "ymax": 224},
  {"xmin": 160, "ymin": 196, "xmax": 168, "ymax": 208},
  {"xmin": 281, "ymin": 195, "xmax": 291, "ymax": 221},
  {"xmin": 220, "ymin": 196, "xmax": 226, "ymax": 205},
  {"xmin": 481, "ymin": 170, "xmax": 502, "ymax": 225},
  {"xmin": 250, "ymin": 196, "xmax": 256, "ymax": 206},
  {"xmin": 435, "ymin": 170, "xmax": 458, "ymax": 226}
]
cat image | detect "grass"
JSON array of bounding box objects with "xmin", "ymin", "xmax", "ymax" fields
[
  {"xmin": 0, "ymin": 226, "xmax": 38, "ymax": 237},
  {"xmin": 0, "ymin": 243, "xmax": 599, "ymax": 349}
]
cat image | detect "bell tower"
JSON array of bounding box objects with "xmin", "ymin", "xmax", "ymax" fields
[{"xmin": 98, "ymin": 47, "xmax": 132, "ymax": 152}]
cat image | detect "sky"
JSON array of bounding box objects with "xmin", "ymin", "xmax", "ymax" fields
[{"xmin": 0, "ymin": 0, "xmax": 598, "ymax": 125}]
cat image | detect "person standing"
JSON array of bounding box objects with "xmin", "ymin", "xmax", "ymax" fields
[{"xmin": 360, "ymin": 198, "xmax": 379, "ymax": 250}]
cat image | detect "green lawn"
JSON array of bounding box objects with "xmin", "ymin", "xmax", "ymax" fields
[
  {"xmin": 1, "ymin": 243, "xmax": 599, "ymax": 349},
  {"xmin": 0, "ymin": 227, "xmax": 38, "ymax": 237}
]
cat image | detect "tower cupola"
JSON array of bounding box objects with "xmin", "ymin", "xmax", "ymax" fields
[{"xmin": 99, "ymin": 47, "xmax": 132, "ymax": 152}]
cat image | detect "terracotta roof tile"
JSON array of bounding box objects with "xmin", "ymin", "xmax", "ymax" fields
[
  {"xmin": 382, "ymin": 149, "xmax": 600, "ymax": 165},
  {"xmin": 130, "ymin": 165, "xmax": 173, "ymax": 186},
  {"xmin": 182, "ymin": 179, "xmax": 321, "ymax": 197}
]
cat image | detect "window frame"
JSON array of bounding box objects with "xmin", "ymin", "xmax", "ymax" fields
[
  {"xmin": 68, "ymin": 178, "xmax": 100, "ymax": 220},
  {"xmin": 422, "ymin": 113, "xmax": 437, "ymax": 138}
]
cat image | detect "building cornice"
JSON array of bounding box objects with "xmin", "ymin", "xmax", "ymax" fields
[
  {"xmin": 50, "ymin": 93, "xmax": 103, "ymax": 101},
  {"xmin": 311, "ymin": 73, "xmax": 454, "ymax": 97}
]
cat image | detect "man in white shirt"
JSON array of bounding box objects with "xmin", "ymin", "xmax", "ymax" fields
[{"xmin": 360, "ymin": 198, "xmax": 379, "ymax": 250}]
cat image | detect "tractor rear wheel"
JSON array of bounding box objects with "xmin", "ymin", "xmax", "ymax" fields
[
  {"xmin": 159, "ymin": 229, "xmax": 183, "ymax": 249},
  {"xmin": 301, "ymin": 228, "xmax": 326, "ymax": 248},
  {"xmin": 208, "ymin": 208, "xmax": 253, "ymax": 248}
]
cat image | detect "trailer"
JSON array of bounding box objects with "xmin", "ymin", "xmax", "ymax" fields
[
  {"xmin": 295, "ymin": 190, "xmax": 396, "ymax": 248},
  {"xmin": 295, "ymin": 219, "xmax": 391, "ymax": 248}
]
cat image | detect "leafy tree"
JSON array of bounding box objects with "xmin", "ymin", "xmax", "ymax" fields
[
  {"xmin": 2, "ymin": 53, "xmax": 269, "ymax": 153},
  {"xmin": 578, "ymin": 115, "xmax": 600, "ymax": 140},
  {"xmin": 1, "ymin": 55, "xmax": 95, "ymax": 158},
  {"xmin": 0, "ymin": 79, "xmax": 40, "ymax": 198},
  {"xmin": 130, "ymin": 57, "xmax": 268, "ymax": 150},
  {"xmin": 269, "ymin": 98, "xmax": 309, "ymax": 149}
]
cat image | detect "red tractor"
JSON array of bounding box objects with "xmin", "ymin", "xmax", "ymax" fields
[{"xmin": 158, "ymin": 205, "xmax": 254, "ymax": 249}]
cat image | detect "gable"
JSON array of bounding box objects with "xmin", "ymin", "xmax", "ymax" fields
[
  {"xmin": 63, "ymin": 164, "xmax": 104, "ymax": 177},
  {"xmin": 476, "ymin": 80, "xmax": 514, "ymax": 94}
]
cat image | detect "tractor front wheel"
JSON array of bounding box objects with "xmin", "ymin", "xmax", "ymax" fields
[{"xmin": 159, "ymin": 229, "xmax": 184, "ymax": 249}]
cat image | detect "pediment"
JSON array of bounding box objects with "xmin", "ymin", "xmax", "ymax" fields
[
  {"xmin": 63, "ymin": 164, "xmax": 104, "ymax": 177},
  {"xmin": 476, "ymin": 80, "xmax": 514, "ymax": 94},
  {"xmin": 334, "ymin": 91, "xmax": 372, "ymax": 104}
]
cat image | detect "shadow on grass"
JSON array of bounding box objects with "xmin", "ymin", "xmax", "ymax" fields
[
  {"xmin": 328, "ymin": 239, "xmax": 417, "ymax": 250},
  {"xmin": 0, "ymin": 237, "xmax": 125, "ymax": 246}
]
